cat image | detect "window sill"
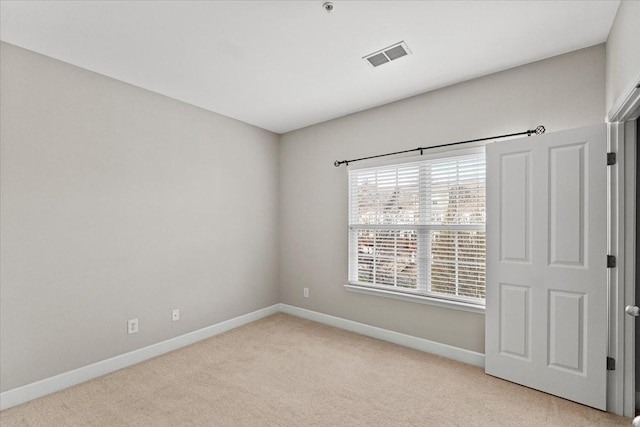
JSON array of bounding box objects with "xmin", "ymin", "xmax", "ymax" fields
[{"xmin": 343, "ymin": 284, "xmax": 485, "ymax": 314}]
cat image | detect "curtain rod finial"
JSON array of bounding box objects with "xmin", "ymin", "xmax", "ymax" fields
[{"xmin": 334, "ymin": 160, "xmax": 341, "ymax": 167}]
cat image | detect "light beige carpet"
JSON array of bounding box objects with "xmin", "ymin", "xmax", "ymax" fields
[{"xmin": 0, "ymin": 313, "xmax": 631, "ymax": 426}]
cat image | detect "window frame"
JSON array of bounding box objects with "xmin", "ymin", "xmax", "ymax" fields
[{"xmin": 345, "ymin": 145, "xmax": 486, "ymax": 312}]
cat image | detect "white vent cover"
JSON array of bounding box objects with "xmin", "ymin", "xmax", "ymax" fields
[{"xmin": 363, "ymin": 41, "xmax": 411, "ymax": 67}]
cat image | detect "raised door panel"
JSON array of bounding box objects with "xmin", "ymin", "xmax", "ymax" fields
[
  {"xmin": 548, "ymin": 290, "xmax": 586, "ymax": 374},
  {"xmin": 499, "ymin": 283, "xmax": 531, "ymax": 360},
  {"xmin": 499, "ymin": 151, "xmax": 531, "ymax": 263},
  {"xmin": 548, "ymin": 143, "xmax": 586, "ymax": 267}
]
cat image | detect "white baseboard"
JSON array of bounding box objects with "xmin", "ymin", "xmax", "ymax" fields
[
  {"xmin": 0, "ymin": 304, "xmax": 280, "ymax": 411},
  {"xmin": 1, "ymin": 303, "xmax": 485, "ymax": 411},
  {"xmin": 278, "ymin": 304, "xmax": 485, "ymax": 368}
]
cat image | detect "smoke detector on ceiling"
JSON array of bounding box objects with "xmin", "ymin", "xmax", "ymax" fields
[{"xmin": 363, "ymin": 41, "xmax": 411, "ymax": 67}]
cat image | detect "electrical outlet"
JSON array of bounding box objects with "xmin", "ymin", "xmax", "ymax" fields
[
  {"xmin": 172, "ymin": 309, "xmax": 180, "ymax": 321},
  {"xmin": 304, "ymin": 288, "xmax": 309, "ymax": 298},
  {"xmin": 128, "ymin": 318, "xmax": 138, "ymax": 334}
]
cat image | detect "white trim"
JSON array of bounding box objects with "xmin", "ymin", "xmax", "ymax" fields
[
  {"xmin": 1, "ymin": 303, "xmax": 484, "ymax": 411},
  {"xmin": 278, "ymin": 303, "xmax": 485, "ymax": 368},
  {"xmin": 344, "ymin": 283, "xmax": 485, "ymax": 314},
  {"xmin": 0, "ymin": 304, "xmax": 280, "ymax": 411},
  {"xmin": 606, "ymin": 71, "xmax": 640, "ymax": 122},
  {"xmin": 606, "ymin": 119, "xmax": 638, "ymax": 418},
  {"xmin": 607, "ymin": 122, "xmax": 625, "ymax": 415},
  {"xmin": 623, "ymin": 119, "xmax": 637, "ymax": 417},
  {"xmin": 605, "ymin": 70, "xmax": 639, "ymax": 416}
]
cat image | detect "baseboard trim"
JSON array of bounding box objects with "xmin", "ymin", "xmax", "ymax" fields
[
  {"xmin": 1, "ymin": 303, "xmax": 485, "ymax": 411},
  {"xmin": 278, "ymin": 304, "xmax": 485, "ymax": 368},
  {"xmin": 0, "ymin": 304, "xmax": 280, "ymax": 411}
]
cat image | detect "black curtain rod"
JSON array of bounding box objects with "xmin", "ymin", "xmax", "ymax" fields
[{"xmin": 333, "ymin": 125, "xmax": 546, "ymax": 167}]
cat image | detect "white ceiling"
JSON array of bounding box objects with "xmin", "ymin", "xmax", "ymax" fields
[{"xmin": 0, "ymin": 1, "xmax": 621, "ymax": 134}]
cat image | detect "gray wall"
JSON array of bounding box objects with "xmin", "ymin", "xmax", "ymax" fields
[
  {"xmin": 279, "ymin": 44, "xmax": 606, "ymax": 354},
  {"xmin": 605, "ymin": 0, "xmax": 640, "ymax": 115},
  {"xmin": 0, "ymin": 42, "xmax": 280, "ymax": 392},
  {"xmin": 1, "ymin": 40, "xmax": 610, "ymax": 394}
]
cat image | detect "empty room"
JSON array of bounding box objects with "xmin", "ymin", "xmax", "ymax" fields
[{"xmin": 1, "ymin": 1, "xmax": 639, "ymax": 425}]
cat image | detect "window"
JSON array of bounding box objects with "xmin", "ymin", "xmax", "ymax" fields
[{"xmin": 348, "ymin": 148, "xmax": 486, "ymax": 306}]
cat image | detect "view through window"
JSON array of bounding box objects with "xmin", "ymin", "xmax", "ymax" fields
[{"xmin": 348, "ymin": 148, "xmax": 486, "ymax": 305}]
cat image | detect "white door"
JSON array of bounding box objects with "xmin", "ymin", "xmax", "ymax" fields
[{"xmin": 485, "ymin": 124, "xmax": 608, "ymax": 410}]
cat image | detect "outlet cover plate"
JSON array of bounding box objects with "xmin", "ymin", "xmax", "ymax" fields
[{"xmin": 128, "ymin": 318, "xmax": 138, "ymax": 334}]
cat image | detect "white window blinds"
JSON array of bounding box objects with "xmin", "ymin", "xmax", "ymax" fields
[{"xmin": 348, "ymin": 149, "xmax": 486, "ymax": 305}]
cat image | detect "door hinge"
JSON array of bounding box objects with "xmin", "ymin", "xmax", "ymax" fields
[
  {"xmin": 607, "ymin": 357, "xmax": 616, "ymax": 371},
  {"xmin": 607, "ymin": 152, "xmax": 616, "ymax": 165},
  {"xmin": 607, "ymin": 255, "xmax": 616, "ymax": 268}
]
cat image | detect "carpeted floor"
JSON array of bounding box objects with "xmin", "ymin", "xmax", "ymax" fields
[{"xmin": 0, "ymin": 313, "xmax": 631, "ymax": 426}]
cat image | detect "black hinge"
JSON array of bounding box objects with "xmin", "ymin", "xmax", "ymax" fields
[
  {"xmin": 607, "ymin": 255, "xmax": 616, "ymax": 268},
  {"xmin": 607, "ymin": 152, "xmax": 616, "ymax": 166},
  {"xmin": 607, "ymin": 357, "xmax": 616, "ymax": 371}
]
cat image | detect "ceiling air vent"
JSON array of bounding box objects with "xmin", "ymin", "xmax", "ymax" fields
[{"xmin": 363, "ymin": 41, "xmax": 411, "ymax": 67}]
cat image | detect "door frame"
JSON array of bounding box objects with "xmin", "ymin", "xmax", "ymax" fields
[{"xmin": 606, "ymin": 74, "xmax": 640, "ymax": 417}]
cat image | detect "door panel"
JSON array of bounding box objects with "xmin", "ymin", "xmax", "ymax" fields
[
  {"xmin": 549, "ymin": 143, "xmax": 586, "ymax": 266},
  {"xmin": 486, "ymin": 124, "xmax": 607, "ymax": 410},
  {"xmin": 548, "ymin": 290, "xmax": 585, "ymax": 373},
  {"xmin": 499, "ymin": 283, "xmax": 531, "ymax": 360},
  {"xmin": 500, "ymin": 151, "xmax": 531, "ymax": 263}
]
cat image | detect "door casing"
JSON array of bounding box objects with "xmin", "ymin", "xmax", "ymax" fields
[{"xmin": 606, "ymin": 73, "xmax": 640, "ymax": 417}]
